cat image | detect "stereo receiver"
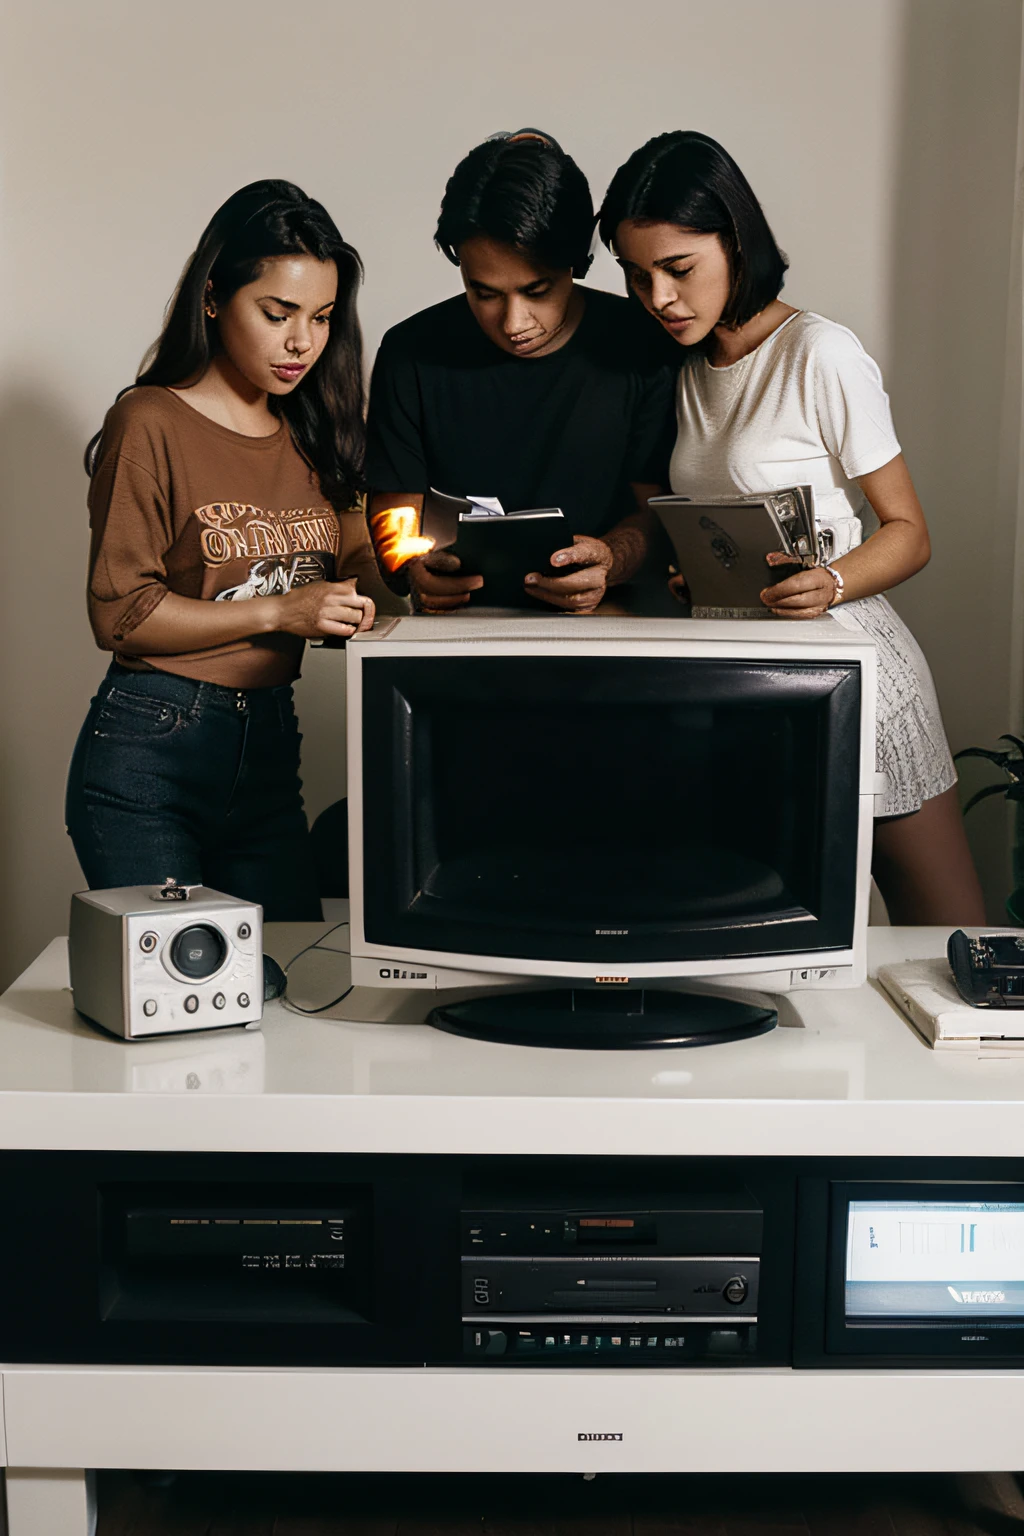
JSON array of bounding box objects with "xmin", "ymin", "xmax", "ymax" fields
[{"xmin": 461, "ymin": 1191, "xmax": 762, "ymax": 1363}]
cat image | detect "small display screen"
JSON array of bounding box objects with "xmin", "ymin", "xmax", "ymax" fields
[{"xmin": 845, "ymin": 1201, "xmax": 1024, "ymax": 1318}]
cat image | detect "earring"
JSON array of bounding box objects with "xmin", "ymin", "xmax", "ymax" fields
[{"xmin": 205, "ymin": 303, "xmax": 216, "ymax": 320}]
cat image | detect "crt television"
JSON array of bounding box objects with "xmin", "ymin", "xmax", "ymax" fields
[{"xmin": 346, "ymin": 616, "xmax": 881, "ymax": 1047}]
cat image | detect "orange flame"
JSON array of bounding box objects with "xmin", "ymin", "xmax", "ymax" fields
[{"xmin": 370, "ymin": 505, "xmax": 436, "ymax": 573}]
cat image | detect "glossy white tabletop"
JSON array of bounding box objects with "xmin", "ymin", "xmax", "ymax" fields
[{"xmin": 2, "ymin": 919, "xmax": 1023, "ymax": 1157}]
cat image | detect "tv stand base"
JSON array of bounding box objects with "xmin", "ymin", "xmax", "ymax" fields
[{"xmin": 428, "ymin": 987, "xmax": 777, "ymax": 1049}]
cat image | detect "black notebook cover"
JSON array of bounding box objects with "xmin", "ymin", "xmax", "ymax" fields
[{"xmin": 424, "ymin": 489, "xmax": 569, "ymax": 609}]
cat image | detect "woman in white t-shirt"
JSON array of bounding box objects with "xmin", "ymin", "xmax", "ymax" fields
[{"xmin": 599, "ymin": 130, "xmax": 985, "ymax": 925}]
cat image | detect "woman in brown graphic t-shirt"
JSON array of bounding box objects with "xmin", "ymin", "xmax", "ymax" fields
[{"xmin": 66, "ymin": 179, "xmax": 377, "ymax": 921}]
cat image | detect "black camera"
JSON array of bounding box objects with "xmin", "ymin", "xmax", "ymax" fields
[{"xmin": 947, "ymin": 929, "xmax": 1024, "ymax": 1008}]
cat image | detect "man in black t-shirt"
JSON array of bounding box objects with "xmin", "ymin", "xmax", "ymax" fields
[{"xmin": 365, "ymin": 130, "xmax": 676, "ymax": 613}]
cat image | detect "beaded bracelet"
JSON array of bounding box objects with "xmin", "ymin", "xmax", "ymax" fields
[{"xmin": 824, "ymin": 564, "xmax": 845, "ymax": 606}]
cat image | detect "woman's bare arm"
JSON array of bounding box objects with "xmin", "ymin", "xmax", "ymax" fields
[
  {"xmin": 119, "ymin": 582, "xmax": 374, "ymax": 653},
  {"xmin": 760, "ymin": 454, "xmax": 930, "ymax": 618}
]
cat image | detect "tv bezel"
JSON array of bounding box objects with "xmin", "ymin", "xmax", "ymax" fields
[{"xmin": 346, "ymin": 618, "xmax": 878, "ymax": 990}]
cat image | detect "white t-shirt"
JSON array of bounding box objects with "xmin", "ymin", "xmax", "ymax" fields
[{"xmin": 668, "ymin": 311, "xmax": 901, "ymax": 557}]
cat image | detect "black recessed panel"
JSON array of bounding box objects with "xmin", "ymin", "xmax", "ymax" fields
[{"xmin": 7, "ymin": 1152, "xmax": 1024, "ymax": 1369}]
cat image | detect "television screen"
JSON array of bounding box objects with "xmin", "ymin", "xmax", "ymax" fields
[
  {"xmin": 360, "ymin": 656, "xmax": 860, "ymax": 965},
  {"xmin": 845, "ymin": 1200, "xmax": 1024, "ymax": 1319}
]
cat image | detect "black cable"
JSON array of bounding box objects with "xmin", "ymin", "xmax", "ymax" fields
[
  {"xmin": 280, "ymin": 921, "xmax": 356, "ymax": 1015},
  {"xmin": 281, "ymin": 919, "xmax": 349, "ymax": 973},
  {"xmin": 284, "ymin": 983, "xmax": 355, "ymax": 1017}
]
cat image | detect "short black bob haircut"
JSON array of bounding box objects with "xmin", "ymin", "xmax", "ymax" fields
[
  {"xmin": 598, "ymin": 131, "xmax": 788, "ymax": 329},
  {"xmin": 435, "ymin": 130, "xmax": 595, "ymax": 278}
]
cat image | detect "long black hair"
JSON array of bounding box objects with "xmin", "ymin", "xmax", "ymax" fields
[
  {"xmin": 86, "ymin": 179, "xmax": 365, "ymax": 509},
  {"xmin": 435, "ymin": 130, "xmax": 595, "ymax": 278},
  {"xmin": 598, "ymin": 132, "xmax": 787, "ymax": 331}
]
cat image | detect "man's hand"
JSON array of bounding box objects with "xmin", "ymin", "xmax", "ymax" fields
[
  {"xmin": 274, "ymin": 580, "xmax": 375, "ymax": 639},
  {"xmin": 407, "ymin": 550, "xmax": 484, "ymax": 613},
  {"xmin": 524, "ymin": 536, "xmax": 614, "ymax": 613},
  {"xmin": 760, "ymin": 552, "xmax": 840, "ymax": 620}
]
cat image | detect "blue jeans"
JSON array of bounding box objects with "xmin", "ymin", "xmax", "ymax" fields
[{"xmin": 65, "ymin": 663, "xmax": 323, "ymax": 921}]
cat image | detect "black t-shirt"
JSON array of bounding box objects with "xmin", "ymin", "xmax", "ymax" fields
[{"xmin": 365, "ymin": 287, "xmax": 678, "ymax": 539}]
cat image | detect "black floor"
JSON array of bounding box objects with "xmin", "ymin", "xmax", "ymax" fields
[{"xmin": 91, "ymin": 1469, "xmax": 1024, "ymax": 1536}]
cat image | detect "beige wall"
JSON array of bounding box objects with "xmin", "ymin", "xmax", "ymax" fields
[{"xmin": 1, "ymin": 0, "xmax": 1022, "ymax": 986}]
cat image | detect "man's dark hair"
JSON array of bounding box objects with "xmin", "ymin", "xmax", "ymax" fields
[
  {"xmin": 435, "ymin": 131, "xmax": 595, "ymax": 277},
  {"xmin": 598, "ymin": 131, "xmax": 787, "ymax": 328}
]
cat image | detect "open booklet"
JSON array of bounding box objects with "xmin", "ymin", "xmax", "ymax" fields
[
  {"xmin": 423, "ymin": 488, "xmax": 570, "ymax": 609},
  {"xmin": 648, "ymin": 486, "xmax": 827, "ymax": 618}
]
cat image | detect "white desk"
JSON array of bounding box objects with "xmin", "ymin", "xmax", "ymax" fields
[
  {"xmin": 2, "ymin": 924, "xmax": 1024, "ymax": 1534},
  {"xmin": 3, "ymin": 921, "xmax": 1024, "ymax": 1158}
]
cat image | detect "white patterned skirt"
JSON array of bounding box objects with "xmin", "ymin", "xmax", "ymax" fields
[{"xmin": 827, "ymin": 594, "xmax": 956, "ymax": 818}]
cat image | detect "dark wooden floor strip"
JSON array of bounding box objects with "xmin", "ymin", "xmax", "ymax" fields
[{"xmin": 87, "ymin": 1472, "xmax": 1024, "ymax": 1536}]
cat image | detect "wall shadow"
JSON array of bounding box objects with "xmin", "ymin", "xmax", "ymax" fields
[
  {"xmin": 0, "ymin": 393, "xmax": 107, "ymax": 989},
  {"xmin": 888, "ymin": 0, "xmax": 1022, "ymax": 918}
]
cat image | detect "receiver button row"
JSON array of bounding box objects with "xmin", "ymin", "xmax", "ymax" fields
[{"xmin": 503, "ymin": 1331, "xmax": 686, "ymax": 1356}]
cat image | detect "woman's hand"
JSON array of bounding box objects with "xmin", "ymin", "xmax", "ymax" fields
[
  {"xmin": 407, "ymin": 550, "xmax": 485, "ymax": 613},
  {"xmin": 119, "ymin": 584, "xmax": 372, "ymax": 656},
  {"xmin": 760, "ymin": 552, "xmax": 838, "ymax": 620},
  {"xmin": 525, "ymin": 537, "xmax": 614, "ymax": 613},
  {"xmin": 274, "ymin": 579, "xmax": 375, "ymax": 639},
  {"xmin": 762, "ymin": 455, "xmax": 930, "ymax": 615}
]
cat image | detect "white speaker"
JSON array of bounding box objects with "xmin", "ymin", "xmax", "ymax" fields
[{"xmin": 68, "ymin": 881, "xmax": 263, "ymax": 1039}]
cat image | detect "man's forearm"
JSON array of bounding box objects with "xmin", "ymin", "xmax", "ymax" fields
[{"xmin": 603, "ymin": 507, "xmax": 657, "ymax": 587}]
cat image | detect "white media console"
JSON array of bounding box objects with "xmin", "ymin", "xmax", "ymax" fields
[{"xmin": 3, "ymin": 918, "xmax": 1024, "ymax": 1535}]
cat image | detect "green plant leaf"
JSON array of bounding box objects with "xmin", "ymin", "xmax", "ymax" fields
[
  {"xmin": 954, "ymin": 747, "xmax": 1014, "ymax": 768},
  {"xmin": 997, "ymin": 738, "xmax": 1024, "ymax": 779},
  {"xmin": 962, "ymin": 781, "xmax": 1011, "ymax": 814}
]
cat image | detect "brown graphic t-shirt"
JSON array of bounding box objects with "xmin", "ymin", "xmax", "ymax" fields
[{"xmin": 87, "ymin": 386, "xmax": 378, "ymax": 688}]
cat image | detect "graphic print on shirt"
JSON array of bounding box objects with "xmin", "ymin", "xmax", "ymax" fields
[{"xmin": 192, "ymin": 502, "xmax": 339, "ymax": 601}]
